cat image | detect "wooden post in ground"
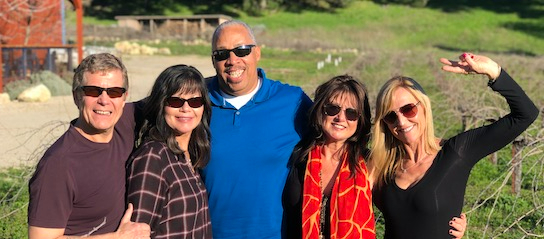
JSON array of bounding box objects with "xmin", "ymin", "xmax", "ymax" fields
[
  {"xmin": 511, "ymin": 136, "xmax": 525, "ymax": 195},
  {"xmin": 488, "ymin": 152, "xmax": 497, "ymax": 165},
  {"xmin": 541, "ymin": 107, "xmax": 544, "ymax": 129}
]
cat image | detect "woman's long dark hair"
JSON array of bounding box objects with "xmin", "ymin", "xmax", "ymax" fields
[
  {"xmin": 139, "ymin": 64, "xmax": 212, "ymax": 169},
  {"xmin": 291, "ymin": 75, "xmax": 372, "ymax": 176}
]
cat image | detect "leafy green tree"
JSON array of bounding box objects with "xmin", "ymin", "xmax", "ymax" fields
[
  {"xmin": 85, "ymin": 0, "xmax": 358, "ymax": 18},
  {"xmin": 282, "ymin": 0, "xmax": 355, "ymax": 11},
  {"xmin": 87, "ymin": 0, "xmax": 178, "ymax": 18}
]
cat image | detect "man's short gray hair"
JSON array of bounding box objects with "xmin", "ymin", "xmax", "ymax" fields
[{"xmin": 211, "ymin": 20, "xmax": 257, "ymax": 49}]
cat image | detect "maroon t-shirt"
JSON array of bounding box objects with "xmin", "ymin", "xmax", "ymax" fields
[{"xmin": 28, "ymin": 103, "xmax": 138, "ymax": 236}]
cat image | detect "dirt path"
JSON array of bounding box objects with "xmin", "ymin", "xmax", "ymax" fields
[{"xmin": 0, "ymin": 54, "xmax": 215, "ymax": 169}]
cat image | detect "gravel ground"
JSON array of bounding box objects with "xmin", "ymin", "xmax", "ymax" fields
[{"xmin": 0, "ymin": 54, "xmax": 215, "ymax": 169}]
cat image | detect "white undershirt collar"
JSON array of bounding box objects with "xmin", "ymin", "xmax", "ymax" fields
[{"xmin": 220, "ymin": 78, "xmax": 262, "ymax": 109}]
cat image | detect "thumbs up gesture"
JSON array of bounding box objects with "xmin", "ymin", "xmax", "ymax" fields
[{"xmin": 115, "ymin": 203, "xmax": 151, "ymax": 239}]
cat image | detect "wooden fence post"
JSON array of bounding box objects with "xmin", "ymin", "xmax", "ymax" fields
[
  {"xmin": 488, "ymin": 152, "xmax": 497, "ymax": 165},
  {"xmin": 461, "ymin": 114, "xmax": 468, "ymax": 132},
  {"xmin": 511, "ymin": 136, "xmax": 525, "ymax": 195},
  {"xmin": 541, "ymin": 106, "xmax": 544, "ymax": 129}
]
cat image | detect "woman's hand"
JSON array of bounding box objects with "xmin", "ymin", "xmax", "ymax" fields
[
  {"xmin": 449, "ymin": 213, "xmax": 467, "ymax": 239},
  {"xmin": 440, "ymin": 53, "xmax": 501, "ymax": 80}
]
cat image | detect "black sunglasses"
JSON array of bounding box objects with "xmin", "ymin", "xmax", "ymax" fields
[
  {"xmin": 79, "ymin": 86, "xmax": 126, "ymax": 98},
  {"xmin": 383, "ymin": 101, "xmax": 420, "ymax": 125},
  {"xmin": 323, "ymin": 104, "xmax": 360, "ymax": 121},
  {"xmin": 166, "ymin": 97, "xmax": 204, "ymax": 108},
  {"xmin": 212, "ymin": 45, "xmax": 256, "ymax": 61}
]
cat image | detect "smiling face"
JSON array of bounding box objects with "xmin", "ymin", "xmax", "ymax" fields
[
  {"xmin": 212, "ymin": 23, "xmax": 261, "ymax": 96},
  {"xmin": 165, "ymin": 91, "xmax": 204, "ymax": 141},
  {"xmin": 384, "ymin": 87, "xmax": 425, "ymax": 147},
  {"xmin": 74, "ymin": 69, "xmax": 127, "ymax": 141},
  {"xmin": 322, "ymin": 93, "xmax": 359, "ymax": 144}
]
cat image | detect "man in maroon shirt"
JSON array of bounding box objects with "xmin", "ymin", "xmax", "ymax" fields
[{"xmin": 27, "ymin": 53, "xmax": 150, "ymax": 239}]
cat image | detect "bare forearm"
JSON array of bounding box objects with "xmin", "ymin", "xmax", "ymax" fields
[{"xmin": 29, "ymin": 226, "xmax": 120, "ymax": 239}]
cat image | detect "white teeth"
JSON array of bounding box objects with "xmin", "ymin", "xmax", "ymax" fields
[
  {"xmin": 400, "ymin": 125, "xmax": 414, "ymax": 132},
  {"xmin": 332, "ymin": 123, "xmax": 346, "ymax": 129},
  {"xmin": 95, "ymin": 110, "xmax": 111, "ymax": 115},
  {"xmin": 228, "ymin": 69, "xmax": 243, "ymax": 78}
]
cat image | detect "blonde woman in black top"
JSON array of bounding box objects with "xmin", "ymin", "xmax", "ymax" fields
[{"xmin": 370, "ymin": 53, "xmax": 538, "ymax": 238}]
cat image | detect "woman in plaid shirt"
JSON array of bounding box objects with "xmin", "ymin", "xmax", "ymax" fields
[{"xmin": 127, "ymin": 64, "xmax": 213, "ymax": 239}]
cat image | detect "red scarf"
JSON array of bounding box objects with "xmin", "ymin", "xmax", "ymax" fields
[{"xmin": 302, "ymin": 146, "xmax": 376, "ymax": 239}]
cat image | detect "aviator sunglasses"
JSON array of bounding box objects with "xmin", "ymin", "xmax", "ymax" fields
[
  {"xmin": 323, "ymin": 104, "xmax": 360, "ymax": 121},
  {"xmin": 212, "ymin": 45, "xmax": 256, "ymax": 61},
  {"xmin": 166, "ymin": 97, "xmax": 204, "ymax": 108},
  {"xmin": 79, "ymin": 86, "xmax": 126, "ymax": 98},
  {"xmin": 382, "ymin": 101, "xmax": 420, "ymax": 124}
]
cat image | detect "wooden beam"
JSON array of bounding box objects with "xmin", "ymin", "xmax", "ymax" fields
[
  {"xmin": 0, "ymin": 46, "xmax": 3, "ymax": 93},
  {"xmin": 73, "ymin": 0, "xmax": 83, "ymax": 64}
]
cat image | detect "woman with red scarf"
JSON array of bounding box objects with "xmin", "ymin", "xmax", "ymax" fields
[{"xmin": 283, "ymin": 75, "xmax": 375, "ymax": 239}]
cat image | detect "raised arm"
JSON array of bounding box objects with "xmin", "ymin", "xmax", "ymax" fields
[{"xmin": 439, "ymin": 52, "xmax": 539, "ymax": 164}]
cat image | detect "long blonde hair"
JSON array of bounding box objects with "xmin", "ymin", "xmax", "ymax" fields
[{"xmin": 369, "ymin": 76, "xmax": 441, "ymax": 188}]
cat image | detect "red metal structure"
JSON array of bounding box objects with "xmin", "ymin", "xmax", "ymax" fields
[{"xmin": 0, "ymin": 0, "xmax": 83, "ymax": 93}]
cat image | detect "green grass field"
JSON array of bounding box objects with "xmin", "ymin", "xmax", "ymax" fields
[{"xmin": 3, "ymin": 1, "xmax": 543, "ymax": 238}]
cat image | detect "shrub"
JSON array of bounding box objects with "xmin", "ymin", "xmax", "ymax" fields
[
  {"xmin": 4, "ymin": 71, "xmax": 72, "ymax": 100},
  {"xmin": 29, "ymin": 71, "xmax": 72, "ymax": 96},
  {"xmin": 4, "ymin": 80, "xmax": 33, "ymax": 101}
]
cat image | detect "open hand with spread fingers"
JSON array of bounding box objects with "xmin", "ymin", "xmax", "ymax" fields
[{"xmin": 440, "ymin": 52, "xmax": 501, "ymax": 80}]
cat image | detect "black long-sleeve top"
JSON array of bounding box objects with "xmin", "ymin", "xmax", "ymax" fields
[{"xmin": 373, "ymin": 70, "xmax": 539, "ymax": 239}]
